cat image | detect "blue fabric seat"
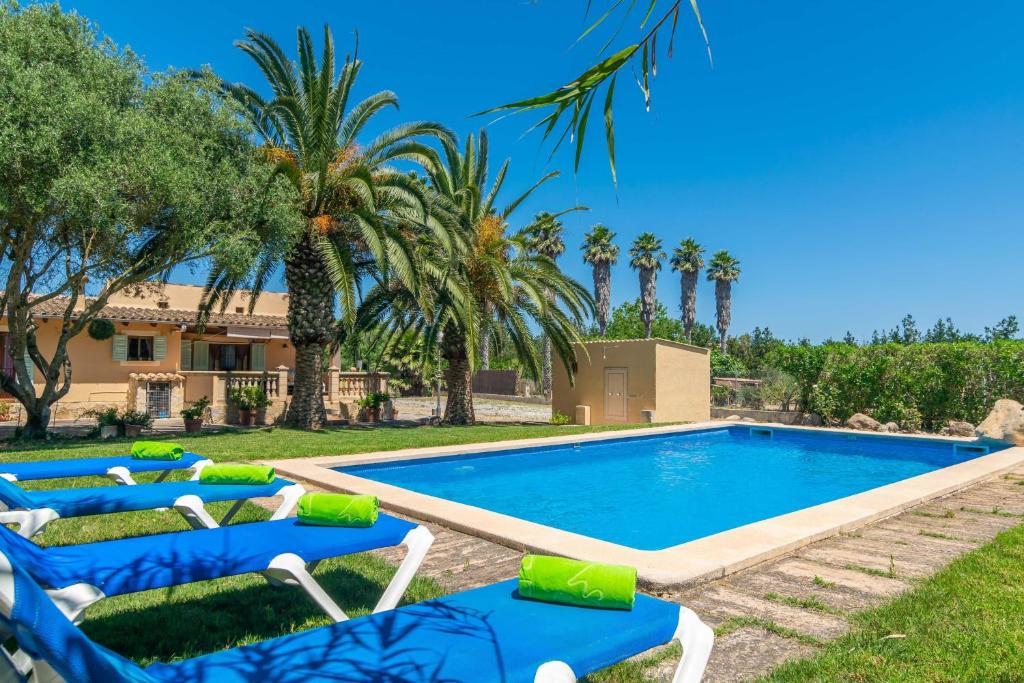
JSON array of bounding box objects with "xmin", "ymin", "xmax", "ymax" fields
[
  {"xmin": 0, "ymin": 478, "xmax": 290, "ymax": 519},
  {"xmin": 0, "ymin": 548, "xmax": 712, "ymax": 683},
  {"xmin": 0, "ymin": 452, "xmax": 207, "ymax": 482},
  {"xmin": 0, "ymin": 515, "xmax": 416, "ymax": 596}
]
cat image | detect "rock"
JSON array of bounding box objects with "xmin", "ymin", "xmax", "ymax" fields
[
  {"xmin": 847, "ymin": 413, "xmax": 881, "ymax": 431},
  {"xmin": 976, "ymin": 400, "xmax": 1024, "ymax": 446},
  {"xmin": 878, "ymin": 421, "xmax": 900, "ymax": 433},
  {"xmin": 725, "ymin": 415, "xmax": 742, "ymax": 422},
  {"xmin": 946, "ymin": 420, "xmax": 975, "ymax": 437}
]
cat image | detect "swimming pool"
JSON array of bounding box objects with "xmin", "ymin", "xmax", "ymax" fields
[{"xmin": 338, "ymin": 426, "xmax": 1001, "ymax": 551}]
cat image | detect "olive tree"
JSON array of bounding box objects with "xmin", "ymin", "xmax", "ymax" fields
[{"xmin": 0, "ymin": 3, "xmax": 300, "ymax": 438}]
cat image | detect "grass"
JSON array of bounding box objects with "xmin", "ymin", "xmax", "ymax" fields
[
  {"xmin": 756, "ymin": 522, "xmax": 1024, "ymax": 682},
  {"xmin": 0, "ymin": 422, "xmax": 651, "ymax": 464}
]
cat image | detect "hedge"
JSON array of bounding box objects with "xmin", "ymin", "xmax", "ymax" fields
[{"xmin": 766, "ymin": 341, "xmax": 1024, "ymax": 430}]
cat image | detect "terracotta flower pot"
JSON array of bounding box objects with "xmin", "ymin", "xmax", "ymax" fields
[
  {"xmin": 238, "ymin": 409, "xmax": 256, "ymax": 426},
  {"xmin": 184, "ymin": 418, "xmax": 203, "ymax": 434},
  {"xmin": 255, "ymin": 407, "xmax": 267, "ymax": 426},
  {"xmin": 124, "ymin": 424, "xmax": 143, "ymax": 438},
  {"xmin": 366, "ymin": 407, "xmax": 380, "ymax": 423}
]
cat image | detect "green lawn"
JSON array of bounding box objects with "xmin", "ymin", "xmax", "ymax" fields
[{"xmin": 0, "ymin": 422, "xmax": 650, "ymax": 464}]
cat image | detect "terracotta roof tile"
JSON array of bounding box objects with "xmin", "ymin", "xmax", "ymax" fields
[{"xmin": 31, "ymin": 297, "xmax": 287, "ymax": 328}]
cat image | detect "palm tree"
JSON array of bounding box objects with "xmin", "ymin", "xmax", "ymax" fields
[
  {"xmin": 359, "ymin": 131, "xmax": 592, "ymax": 425},
  {"xmin": 628, "ymin": 233, "xmax": 665, "ymax": 338},
  {"xmin": 205, "ymin": 26, "xmax": 450, "ymax": 428},
  {"xmin": 525, "ymin": 211, "xmax": 566, "ymax": 397},
  {"xmin": 581, "ymin": 224, "xmax": 619, "ymax": 335},
  {"xmin": 670, "ymin": 238, "xmax": 705, "ymax": 342},
  {"xmin": 706, "ymin": 250, "xmax": 741, "ymax": 353}
]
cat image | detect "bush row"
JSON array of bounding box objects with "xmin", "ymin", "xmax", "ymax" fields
[{"xmin": 766, "ymin": 341, "xmax": 1024, "ymax": 430}]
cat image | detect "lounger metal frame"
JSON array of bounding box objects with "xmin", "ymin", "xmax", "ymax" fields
[{"xmin": 0, "ymin": 483, "xmax": 307, "ymax": 539}]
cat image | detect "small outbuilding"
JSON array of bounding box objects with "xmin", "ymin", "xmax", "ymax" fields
[{"xmin": 552, "ymin": 338, "xmax": 710, "ymax": 425}]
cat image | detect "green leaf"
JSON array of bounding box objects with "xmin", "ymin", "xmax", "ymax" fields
[{"xmin": 604, "ymin": 74, "xmax": 618, "ymax": 185}]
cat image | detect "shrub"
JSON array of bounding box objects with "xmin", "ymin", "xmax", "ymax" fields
[
  {"xmin": 711, "ymin": 349, "xmax": 747, "ymax": 379},
  {"xmin": 359, "ymin": 392, "xmax": 390, "ymax": 409},
  {"xmin": 550, "ymin": 411, "xmax": 571, "ymax": 425},
  {"xmin": 0, "ymin": 401, "xmax": 12, "ymax": 422},
  {"xmin": 181, "ymin": 396, "xmax": 210, "ymax": 421},
  {"xmin": 120, "ymin": 410, "xmax": 152, "ymax": 427},
  {"xmin": 230, "ymin": 385, "xmax": 270, "ymax": 411},
  {"xmin": 766, "ymin": 341, "xmax": 1024, "ymax": 429},
  {"xmin": 758, "ymin": 369, "xmax": 799, "ymax": 411},
  {"xmin": 87, "ymin": 319, "xmax": 116, "ymax": 341}
]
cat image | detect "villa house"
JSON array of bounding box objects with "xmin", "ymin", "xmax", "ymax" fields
[{"xmin": 0, "ymin": 283, "xmax": 388, "ymax": 424}]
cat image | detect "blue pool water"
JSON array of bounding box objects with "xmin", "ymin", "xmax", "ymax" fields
[{"xmin": 338, "ymin": 427, "xmax": 999, "ymax": 550}]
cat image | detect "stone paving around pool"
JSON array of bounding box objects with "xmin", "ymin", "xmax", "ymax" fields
[{"xmin": 278, "ymin": 465, "xmax": 1024, "ymax": 682}]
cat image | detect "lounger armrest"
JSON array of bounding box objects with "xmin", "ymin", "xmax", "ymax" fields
[
  {"xmin": 671, "ymin": 606, "xmax": 714, "ymax": 683},
  {"xmin": 0, "ymin": 509, "xmax": 59, "ymax": 539},
  {"xmin": 188, "ymin": 459, "xmax": 214, "ymax": 480},
  {"xmin": 534, "ymin": 661, "xmax": 577, "ymax": 682},
  {"xmin": 105, "ymin": 466, "xmax": 137, "ymax": 486},
  {"xmin": 0, "ymin": 474, "xmax": 15, "ymax": 483}
]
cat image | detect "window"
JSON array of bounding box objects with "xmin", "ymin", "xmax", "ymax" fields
[
  {"xmin": 127, "ymin": 336, "xmax": 154, "ymax": 361},
  {"xmin": 209, "ymin": 343, "xmax": 251, "ymax": 371}
]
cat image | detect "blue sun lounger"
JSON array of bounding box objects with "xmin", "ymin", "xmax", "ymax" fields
[
  {"xmin": 0, "ymin": 452, "xmax": 212, "ymax": 486},
  {"xmin": 0, "ymin": 550, "xmax": 712, "ymax": 683},
  {"xmin": 0, "ymin": 476, "xmax": 306, "ymax": 538},
  {"xmin": 0, "ymin": 513, "xmax": 433, "ymax": 624}
]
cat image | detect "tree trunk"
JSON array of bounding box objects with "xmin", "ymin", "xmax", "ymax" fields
[
  {"xmin": 715, "ymin": 280, "xmax": 732, "ymax": 354},
  {"xmin": 593, "ymin": 261, "xmax": 611, "ymax": 336},
  {"xmin": 441, "ymin": 330, "xmax": 475, "ymax": 425},
  {"xmin": 542, "ymin": 288, "xmax": 553, "ymax": 397},
  {"xmin": 283, "ymin": 232, "xmax": 335, "ymax": 429},
  {"xmin": 682, "ymin": 270, "xmax": 698, "ymax": 342},
  {"xmin": 480, "ymin": 304, "xmax": 492, "ymax": 369},
  {"xmin": 290, "ymin": 341, "xmax": 328, "ymax": 428},
  {"xmin": 20, "ymin": 402, "xmax": 50, "ymax": 440},
  {"xmin": 639, "ymin": 267, "xmax": 657, "ymax": 338}
]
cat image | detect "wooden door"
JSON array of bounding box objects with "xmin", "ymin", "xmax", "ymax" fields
[{"xmin": 604, "ymin": 368, "xmax": 627, "ymax": 422}]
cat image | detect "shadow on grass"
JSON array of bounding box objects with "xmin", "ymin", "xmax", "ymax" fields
[{"xmin": 81, "ymin": 554, "xmax": 444, "ymax": 665}]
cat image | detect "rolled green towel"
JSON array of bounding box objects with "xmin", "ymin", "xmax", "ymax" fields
[
  {"xmin": 130, "ymin": 441, "xmax": 184, "ymax": 461},
  {"xmin": 297, "ymin": 492, "xmax": 378, "ymax": 527},
  {"xmin": 199, "ymin": 463, "xmax": 275, "ymax": 486},
  {"xmin": 518, "ymin": 554, "xmax": 637, "ymax": 611}
]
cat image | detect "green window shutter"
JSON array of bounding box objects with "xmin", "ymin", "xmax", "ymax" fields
[
  {"xmin": 112, "ymin": 335, "xmax": 128, "ymax": 362},
  {"xmin": 250, "ymin": 342, "xmax": 266, "ymax": 371},
  {"xmin": 153, "ymin": 336, "xmax": 167, "ymax": 360},
  {"xmin": 192, "ymin": 341, "xmax": 209, "ymax": 370},
  {"xmin": 180, "ymin": 340, "xmax": 192, "ymax": 370}
]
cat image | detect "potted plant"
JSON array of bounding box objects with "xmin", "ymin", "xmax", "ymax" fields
[
  {"xmin": 252, "ymin": 387, "xmax": 273, "ymax": 426},
  {"xmin": 120, "ymin": 410, "xmax": 152, "ymax": 438},
  {"xmin": 180, "ymin": 396, "xmax": 210, "ymax": 434},
  {"xmin": 230, "ymin": 385, "xmax": 267, "ymax": 426},
  {"xmin": 359, "ymin": 392, "xmax": 389, "ymax": 423},
  {"xmin": 90, "ymin": 406, "xmax": 120, "ymax": 439}
]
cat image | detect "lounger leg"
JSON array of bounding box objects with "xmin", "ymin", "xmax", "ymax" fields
[
  {"xmin": 105, "ymin": 466, "xmax": 138, "ymax": 486},
  {"xmin": 218, "ymin": 499, "xmax": 247, "ymax": 526},
  {"xmin": 153, "ymin": 470, "xmax": 171, "ymax": 483},
  {"xmin": 670, "ymin": 606, "xmax": 715, "ymax": 683},
  {"xmin": 372, "ymin": 525, "xmax": 435, "ymax": 613},
  {"xmin": 188, "ymin": 459, "xmax": 214, "ymax": 481},
  {"xmin": 0, "ymin": 509, "xmax": 60, "ymax": 539},
  {"xmin": 268, "ymin": 484, "xmax": 306, "ymax": 521},
  {"xmin": 264, "ymin": 553, "xmax": 348, "ymax": 622},
  {"xmin": 172, "ymin": 495, "xmax": 220, "ymax": 530},
  {"xmin": 534, "ymin": 662, "xmax": 576, "ymax": 683},
  {"xmin": 45, "ymin": 583, "xmax": 105, "ymax": 624}
]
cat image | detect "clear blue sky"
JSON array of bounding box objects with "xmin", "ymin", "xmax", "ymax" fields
[{"xmin": 62, "ymin": 1, "xmax": 1024, "ymax": 342}]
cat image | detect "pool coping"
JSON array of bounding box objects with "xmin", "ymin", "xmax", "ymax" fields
[{"xmin": 266, "ymin": 422, "xmax": 1024, "ymax": 589}]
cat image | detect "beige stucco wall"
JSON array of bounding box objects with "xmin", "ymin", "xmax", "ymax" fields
[
  {"xmin": 553, "ymin": 340, "xmax": 656, "ymax": 424},
  {"xmin": 654, "ymin": 341, "xmax": 711, "ymax": 422},
  {"xmin": 107, "ymin": 282, "xmax": 289, "ymax": 317},
  {"xmin": 552, "ymin": 339, "xmax": 710, "ymax": 425}
]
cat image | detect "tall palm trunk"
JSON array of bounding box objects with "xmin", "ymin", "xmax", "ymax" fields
[
  {"xmin": 479, "ymin": 303, "xmax": 492, "ymax": 368},
  {"xmin": 593, "ymin": 261, "xmax": 611, "ymax": 335},
  {"xmin": 541, "ymin": 288, "xmax": 553, "ymax": 397},
  {"xmin": 639, "ymin": 267, "xmax": 657, "ymax": 338},
  {"xmin": 283, "ymin": 233, "xmax": 334, "ymax": 429},
  {"xmin": 681, "ymin": 270, "xmax": 698, "ymax": 342},
  {"xmin": 441, "ymin": 327, "xmax": 475, "ymax": 425},
  {"xmin": 715, "ymin": 279, "xmax": 732, "ymax": 353}
]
